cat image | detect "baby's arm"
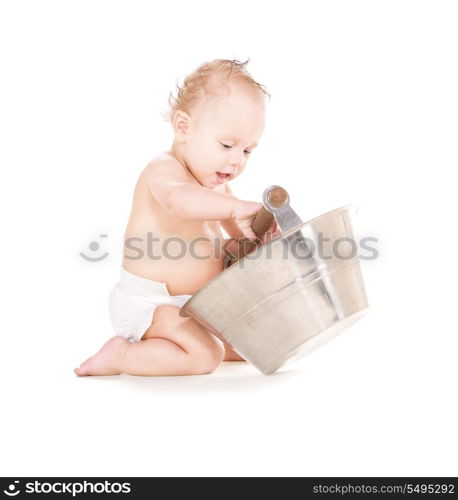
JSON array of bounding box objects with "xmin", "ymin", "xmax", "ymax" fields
[
  {"xmin": 220, "ymin": 183, "xmax": 244, "ymax": 238},
  {"xmin": 146, "ymin": 160, "xmax": 261, "ymax": 239}
]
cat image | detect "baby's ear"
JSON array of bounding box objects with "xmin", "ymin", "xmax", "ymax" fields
[{"xmin": 172, "ymin": 110, "xmax": 191, "ymax": 141}]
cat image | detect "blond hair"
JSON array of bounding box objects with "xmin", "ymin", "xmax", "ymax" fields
[{"xmin": 166, "ymin": 58, "xmax": 270, "ymax": 122}]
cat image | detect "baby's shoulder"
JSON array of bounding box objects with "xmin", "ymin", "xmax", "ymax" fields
[{"xmin": 142, "ymin": 151, "xmax": 189, "ymax": 183}]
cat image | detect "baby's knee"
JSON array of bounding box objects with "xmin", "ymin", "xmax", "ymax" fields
[{"xmin": 192, "ymin": 340, "xmax": 225, "ymax": 374}]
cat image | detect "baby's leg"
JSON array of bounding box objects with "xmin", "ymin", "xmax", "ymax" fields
[
  {"xmin": 222, "ymin": 342, "xmax": 245, "ymax": 362},
  {"xmin": 74, "ymin": 305, "xmax": 224, "ymax": 376}
]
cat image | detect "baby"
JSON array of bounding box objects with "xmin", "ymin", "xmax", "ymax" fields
[{"xmin": 75, "ymin": 59, "xmax": 276, "ymax": 377}]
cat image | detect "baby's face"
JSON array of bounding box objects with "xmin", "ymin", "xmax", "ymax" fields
[{"xmin": 179, "ymin": 88, "xmax": 266, "ymax": 188}]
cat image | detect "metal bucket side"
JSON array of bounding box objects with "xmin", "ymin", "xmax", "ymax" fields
[
  {"xmin": 180, "ymin": 206, "xmax": 365, "ymax": 331},
  {"xmin": 260, "ymin": 308, "xmax": 369, "ymax": 374},
  {"xmin": 220, "ymin": 258, "xmax": 368, "ymax": 374},
  {"xmin": 179, "ymin": 205, "xmax": 355, "ymax": 318}
]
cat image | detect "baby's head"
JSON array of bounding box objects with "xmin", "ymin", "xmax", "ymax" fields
[{"xmin": 168, "ymin": 59, "xmax": 270, "ymax": 188}]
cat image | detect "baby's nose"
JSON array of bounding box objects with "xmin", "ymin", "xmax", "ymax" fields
[{"xmin": 229, "ymin": 151, "xmax": 244, "ymax": 168}]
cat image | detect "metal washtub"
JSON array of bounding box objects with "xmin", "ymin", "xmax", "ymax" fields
[{"xmin": 180, "ymin": 186, "xmax": 369, "ymax": 374}]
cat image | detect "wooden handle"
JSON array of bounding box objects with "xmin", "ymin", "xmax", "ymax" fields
[
  {"xmin": 227, "ymin": 187, "xmax": 288, "ymax": 267},
  {"xmin": 230, "ymin": 208, "xmax": 273, "ymax": 263},
  {"xmin": 252, "ymin": 206, "xmax": 275, "ymax": 237}
]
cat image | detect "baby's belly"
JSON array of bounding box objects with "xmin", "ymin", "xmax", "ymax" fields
[{"xmin": 122, "ymin": 231, "xmax": 227, "ymax": 295}]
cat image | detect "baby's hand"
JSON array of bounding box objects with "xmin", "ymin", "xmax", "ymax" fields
[{"xmin": 231, "ymin": 200, "xmax": 263, "ymax": 240}]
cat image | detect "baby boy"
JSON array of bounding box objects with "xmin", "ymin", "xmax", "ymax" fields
[{"xmin": 75, "ymin": 59, "xmax": 275, "ymax": 377}]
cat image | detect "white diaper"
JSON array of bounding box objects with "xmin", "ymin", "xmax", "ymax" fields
[{"xmin": 109, "ymin": 267, "xmax": 192, "ymax": 343}]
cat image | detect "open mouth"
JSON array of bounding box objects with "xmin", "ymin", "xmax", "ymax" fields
[{"xmin": 215, "ymin": 172, "xmax": 230, "ymax": 184}]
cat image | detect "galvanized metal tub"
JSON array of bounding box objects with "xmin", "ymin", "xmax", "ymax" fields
[{"xmin": 180, "ymin": 187, "xmax": 369, "ymax": 374}]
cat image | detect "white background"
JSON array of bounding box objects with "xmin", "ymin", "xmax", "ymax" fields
[{"xmin": 1, "ymin": 0, "xmax": 457, "ymax": 477}]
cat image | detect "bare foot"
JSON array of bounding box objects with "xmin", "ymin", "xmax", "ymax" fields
[{"xmin": 74, "ymin": 336, "xmax": 129, "ymax": 376}]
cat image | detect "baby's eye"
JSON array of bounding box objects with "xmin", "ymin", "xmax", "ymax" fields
[
  {"xmin": 244, "ymin": 150, "xmax": 252, "ymax": 155},
  {"xmin": 220, "ymin": 143, "xmax": 232, "ymax": 149}
]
